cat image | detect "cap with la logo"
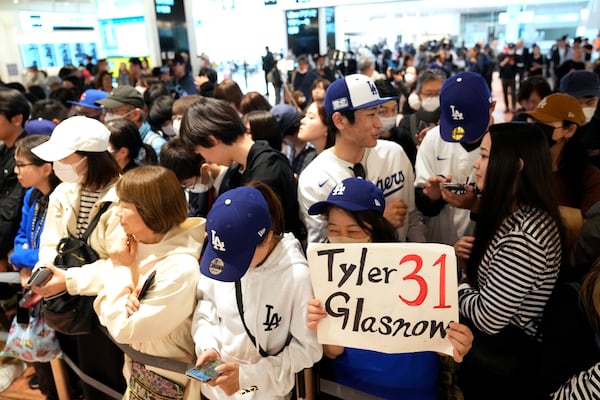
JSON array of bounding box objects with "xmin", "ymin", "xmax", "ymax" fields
[
  {"xmin": 439, "ymin": 71, "xmax": 493, "ymax": 143},
  {"xmin": 308, "ymin": 177, "xmax": 385, "ymax": 215},
  {"xmin": 324, "ymin": 74, "xmax": 398, "ymax": 116},
  {"xmin": 200, "ymin": 186, "xmax": 272, "ymax": 282}
]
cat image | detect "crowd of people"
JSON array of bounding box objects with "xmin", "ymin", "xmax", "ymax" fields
[{"xmin": 0, "ymin": 33, "xmax": 598, "ymax": 400}]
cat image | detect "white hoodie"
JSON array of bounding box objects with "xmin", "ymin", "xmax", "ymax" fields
[
  {"xmin": 192, "ymin": 233, "xmax": 323, "ymax": 400},
  {"xmin": 95, "ymin": 217, "xmax": 205, "ymax": 400}
]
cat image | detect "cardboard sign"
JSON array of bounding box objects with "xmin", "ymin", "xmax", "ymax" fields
[{"xmin": 308, "ymin": 242, "xmax": 458, "ymax": 355}]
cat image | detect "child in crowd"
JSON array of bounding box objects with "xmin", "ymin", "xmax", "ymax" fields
[
  {"xmin": 192, "ymin": 184, "xmax": 322, "ymax": 399},
  {"xmin": 307, "ymin": 177, "xmax": 473, "ymax": 399},
  {"xmin": 9, "ymin": 135, "xmax": 61, "ymax": 399}
]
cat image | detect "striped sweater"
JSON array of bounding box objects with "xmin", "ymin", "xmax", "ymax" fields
[
  {"xmin": 552, "ymin": 362, "xmax": 600, "ymax": 399},
  {"xmin": 459, "ymin": 205, "xmax": 562, "ymax": 338}
]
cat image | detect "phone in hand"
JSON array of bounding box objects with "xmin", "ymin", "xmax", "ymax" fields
[
  {"xmin": 440, "ymin": 182, "xmax": 465, "ymax": 192},
  {"xmin": 137, "ymin": 270, "xmax": 156, "ymax": 299},
  {"xmin": 27, "ymin": 267, "xmax": 53, "ymax": 286},
  {"xmin": 185, "ymin": 360, "xmax": 224, "ymax": 382}
]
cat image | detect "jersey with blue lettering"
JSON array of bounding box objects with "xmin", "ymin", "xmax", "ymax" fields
[
  {"xmin": 298, "ymin": 139, "xmax": 426, "ymax": 244},
  {"xmin": 414, "ymin": 125, "xmax": 478, "ymax": 245}
]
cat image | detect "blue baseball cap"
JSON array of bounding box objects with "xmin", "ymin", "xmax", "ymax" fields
[
  {"xmin": 24, "ymin": 118, "xmax": 56, "ymax": 136},
  {"xmin": 308, "ymin": 177, "xmax": 385, "ymax": 215},
  {"xmin": 67, "ymin": 89, "xmax": 108, "ymax": 110},
  {"xmin": 559, "ymin": 71, "xmax": 600, "ymax": 99},
  {"xmin": 200, "ymin": 186, "xmax": 272, "ymax": 282},
  {"xmin": 439, "ymin": 72, "xmax": 493, "ymax": 143},
  {"xmin": 270, "ymin": 104, "xmax": 302, "ymax": 137},
  {"xmin": 324, "ymin": 74, "xmax": 396, "ymax": 116}
]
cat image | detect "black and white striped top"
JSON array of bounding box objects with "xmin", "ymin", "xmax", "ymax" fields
[
  {"xmin": 76, "ymin": 189, "xmax": 101, "ymax": 238},
  {"xmin": 552, "ymin": 362, "xmax": 600, "ymax": 399},
  {"xmin": 459, "ymin": 205, "xmax": 562, "ymax": 339}
]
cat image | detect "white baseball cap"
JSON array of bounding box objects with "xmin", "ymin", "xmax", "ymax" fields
[
  {"xmin": 31, "ymin": 116, "xmax": 110, "ymax": 162},
  {"xmin": 324, "ymin": 74, "xmax": 397, "ymax": 116}
]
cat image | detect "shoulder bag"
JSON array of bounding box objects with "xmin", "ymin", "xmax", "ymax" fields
[{"xmin": 43, "ymin": 202, "xmax": 111, "ymax": 335}]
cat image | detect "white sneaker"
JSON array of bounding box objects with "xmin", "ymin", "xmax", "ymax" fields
[{"xmin": 0, "ymin": 361, "xmax": 27, "ymax": 392}]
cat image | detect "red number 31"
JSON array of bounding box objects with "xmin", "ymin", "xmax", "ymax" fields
[{"xmin": 398, "ymin": 254, "xmax": 450, "ymax": 309}]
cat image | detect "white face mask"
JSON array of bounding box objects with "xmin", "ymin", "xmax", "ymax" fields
[
  {"xmin": 162, "ymin": 124, "xmax": 176, "ymax": 138},
  {"xmin": 172, "ymin": 118, "xmax": 181, "ymax": 136},
  {"xmin": 188, "ymin": 173, "xmax": 215, "ymax": 194},
  {"xmin": 104, "ymin": 109, "xmax": 135, "ymax": 123},
  {"xmin": 379, "ymin": 116, "xmax": 397, "ymax": 132},
  {"xmin": 404, "ymin": 73, "xmax": 416, "ymax": 84},
  {"xmin": 421, "ymin": 96, "xmax": 440, "ymax": 112},
  {"xmin": 583, "ymin": 107, "xmax": 595, "ymax": 124},
  {"xmin": 408, "ymin": 92, "xmax": 421, "ymax": 110},
  {"xmin": 53, "ymin": 157, "xmax": 87, "ymax": 184},
  {"xmin": 328, "ymin": 235, "xmax": 372, "ymax": 244}
]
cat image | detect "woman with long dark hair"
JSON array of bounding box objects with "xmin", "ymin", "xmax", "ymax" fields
[{"xmin": 457, "ymin": 122, "xmax": 565, "ymax": 399}]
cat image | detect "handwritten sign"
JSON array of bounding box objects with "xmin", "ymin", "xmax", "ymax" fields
[{"xmin": 307, "ymin": 242, "xmax": 458, "ymax": 356}]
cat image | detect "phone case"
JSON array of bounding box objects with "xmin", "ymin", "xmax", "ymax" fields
[
  {"xmin": 27, "ymin": 267, "xmax": 52, "ymax": 286},
  {"xmin": 440, "ymin": 183, "xmax": 465, "ymax": 191},
  {"xmin": 185, "ymin": 360, "xmax": 224, "ymax": 382},
  {"xmin": 137, "ymin": 270, "xmax": 156, "ymax": 299}
]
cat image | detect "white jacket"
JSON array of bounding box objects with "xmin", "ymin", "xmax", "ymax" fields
[
  {"xmin": 192, "ymin": 233, "xmax": 323, "ymax": 400},
  {"xmin": 38, "ymin": 180, "xmax": 123, "ymax": 296},
  {"xmin": 94, "ymin": 217, "xmax": 205, "ymax": 400},
  {"xmin": 298, "ymin": 140, "xmax": 426, "ymax": 244}
]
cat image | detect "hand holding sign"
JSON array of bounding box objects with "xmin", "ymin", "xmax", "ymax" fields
[{"xmin": 308, "ymin": 242, "xmax": 459, "ymax": 356}]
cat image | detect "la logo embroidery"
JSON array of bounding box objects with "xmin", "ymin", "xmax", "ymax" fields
[
  {"xmin": 211, "ymin": 229, "xmax": 225, "ymax": 251},
  {"xmin": 538, "ymin": 97, "xmax": 548, "ymax": 109},
  {"xmin": 450, "ymin": 105, "xmax": 464, "ymax": 121},
  {"xmin": 332, "ymin": 182, "xmax": 346, "ymax": 196},
  {"xmin": 367, "ymin": 80, "xmax": 378, "ymax": 95}
]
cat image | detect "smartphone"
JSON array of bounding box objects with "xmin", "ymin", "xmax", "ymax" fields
[
  {"xmin": 185, "ymin": 360, "xmax": 224, "ymax": 382},
  {"xmin": 19, "ymin": 289, "xmax": 43, "ymax": 308},
  {"xmin": 27, "ymin": 267, "xmax": 53, "ymax": 286},
  {"xmin": 440, "ymin": 182, "xmax": 465, "ymax": 191},
  {"xmin": 137, "ymin": 270, "xmax": 156, "ymax": 300}
]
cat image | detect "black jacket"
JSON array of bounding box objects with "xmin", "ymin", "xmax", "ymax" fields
[
  {"xmin": 0, "ymin": 133, "xmax": 27, "ymax": 258},
  {"xmin": 221, "ymin": 140, "xmax": 306, "ymax": 243}
]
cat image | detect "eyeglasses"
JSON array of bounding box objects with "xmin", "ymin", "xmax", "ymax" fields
[
  {"xmin": 15, "ymin": 162, "xmax": 34, "ymax": 170},
  {"xmin": 350, "ymin": 163, "xmax": 366, "ymax": 178}
]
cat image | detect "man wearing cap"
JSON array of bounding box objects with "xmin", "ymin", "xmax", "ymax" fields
[
  {"xmin": 415, "ymin": 71, "xmax": 496, "ymax": 246},
  {"xmin": 298, "ymin": 73, "xmax": 425, "ymax": 244},
  {"xmin": 96, "ymin": 85, "xmax": 166, "ymax": 157},
  {"xmin": 68, "ymin": 88, "xmax": 108, "ymax": 120},
  {"xmin": 270, "ymin": 103, "xmax": 316, "ymax": 176},
  {"xmin": 522, "ymin": 92, "xmax": 600, "ymax": 215},
  {"xmin": 171, "ymin": 53, "xmax": 197, "ymax": 97},
  {"xmin": 559, "ymin": 70, "xmax": 600, "ymax": 168}
]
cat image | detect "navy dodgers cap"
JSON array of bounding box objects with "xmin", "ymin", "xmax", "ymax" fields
[{"xmin": 439, "ymin": 72, "xmax": 493, "ymax": 143}]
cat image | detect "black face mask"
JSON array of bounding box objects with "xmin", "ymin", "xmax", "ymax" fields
[{"xmin": 534, "ymin": 122, "xmax": 557, "ymax": 147}]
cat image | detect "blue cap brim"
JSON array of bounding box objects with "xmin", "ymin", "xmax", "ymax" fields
[
  {"xmin": 349, "ymin": 96, "xmax": 397, "ymax": 111},
  {"xmin": 308, "ymin": 199, "xmax": 375, "ymax": 215},
  {"xmin": 200, "ymin": 244, "xmax": 254, "ymax": 282}
]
